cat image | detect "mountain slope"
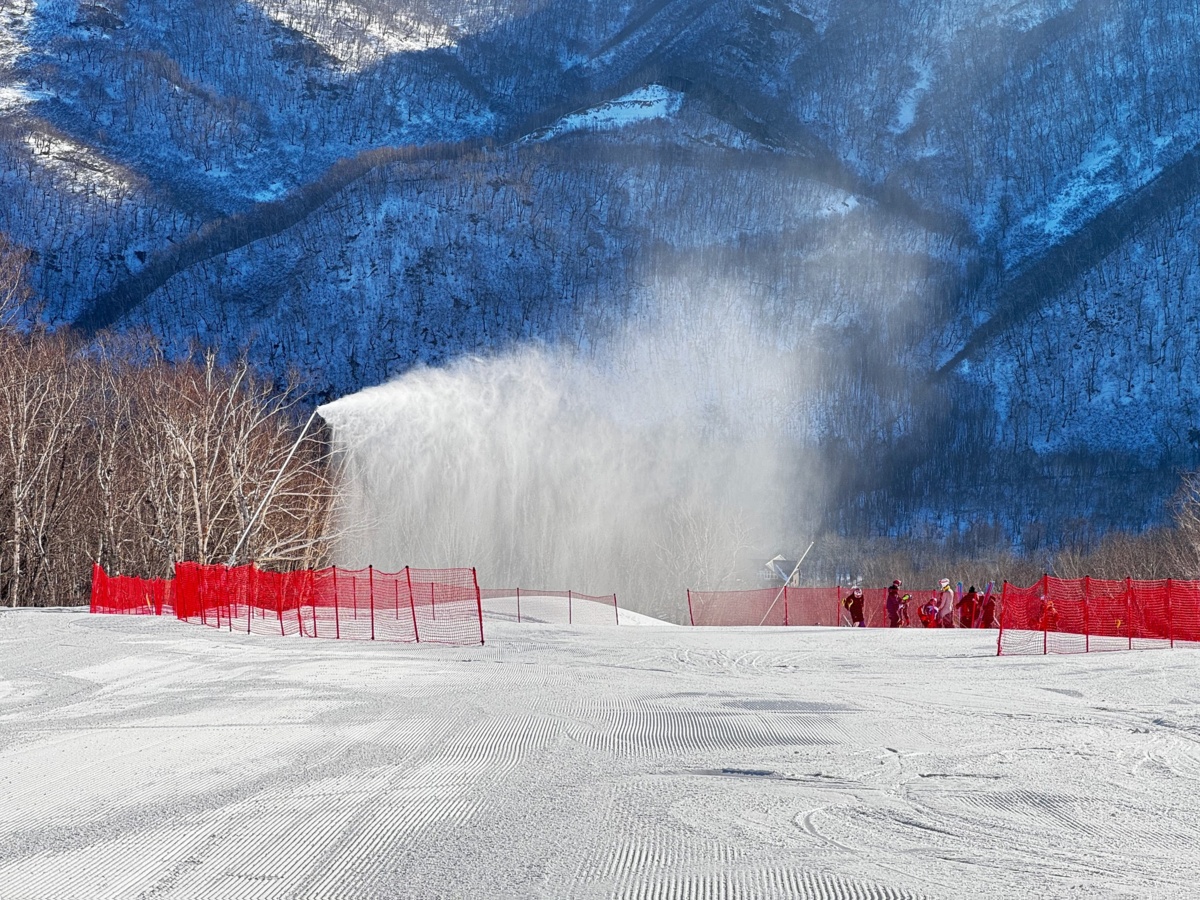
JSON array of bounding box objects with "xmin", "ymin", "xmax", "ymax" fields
[{"xmin": 4, "ymin": 0, "xmax": 1200, "ymax": 548}]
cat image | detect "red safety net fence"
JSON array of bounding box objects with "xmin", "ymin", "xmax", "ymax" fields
[
  {"xmin": 998, "ymin": 576, "xmax": 1200, "ymax": 655},
  {"xmin": 89, "ymin": 563, "xmax": 175, "ymax": 616},
  {"xmin": 687, "ymin": 587, "xmax": 966, "ymax": 628},
  {"xmin": 479, "ymin": 588, "xmax": 620, "ymax": 625},
  {"xmin": 91, "ymin": 562, "xmax": 484, "ymax": 646}
]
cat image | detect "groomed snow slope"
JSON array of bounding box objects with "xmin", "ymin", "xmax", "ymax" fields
[
  {"xmin": 482, "ymin": 595, "xmax": 667, "ymax": 626},
  {"xmin": 1, "ymin": 610, "xmax": 1198, "ymax": 899}
]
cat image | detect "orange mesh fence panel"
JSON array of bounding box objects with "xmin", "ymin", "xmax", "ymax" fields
[
  {"xmin": 248, "ymin": 568, "xmax": 300, "ymax": 637},
  {"xmin": 231, "ymin": 565, "xmax": 291, "ymax": 637},
  {"xmin": 173, "ymin": 561, "xmax": 229, "ymax": 628},
  {"xmin": 1169, "ymin": 580, "xmax": 1200, "ymax": 645},
  {"xmin": 687, "ymin": 587, "xmax": 941, "ymax": 628},
  {"xmin": 119, "ymin": 561, "xmax": 482, "ymax": 645},
  {"xmin": 304, "ymin": 566, "xmax": 482, "ymax": 644},
  {"xmin": 282, "ymin": 569, "xmax": 315, "ymax": 637},
  {"xmin": 1082, "ymin": 577, "xmax": 1135, "ymax": 653},
  {"xmin": 863, "ymin": 589, "xmax": 889, "ymax": 628},
  {"xmin": 997, "ymin": 581, "xmax": 1046, "ymax": 655},
  {"xmin": 688, "ymin": 588, "xmax": 790, "ymax": 626},
  {"xmin": 999, "ymin": 577, "xmax": 1200, "ymax": 655},
  {"xmin": 90, "ymin": 563, "xmax": 173, "ymax": 615},
  {"xmin": 214, "ymin": 564, "xmax": 253, "ymax": 633},
  {"xmin": 1043, "ymin": 577, "xmax": 1088, "ymax": 655},
  {"xmin": 407, "ymin": 567, "xmax": 484, "ymax": 645},
  {"xmin": 785, "ymin": 587, "xmax": 843, "ymax": 626},
  {"xmin": 1129, "ymin": 580, "xmax": 1171, "ymax": 650},
  {"xmin": 368, "ymin": 568, "xmax": 417, "ymax": 643},
  {"xmin": 309, "ymin": 566, "xmax": 340, "ymax": 638},
  {"xmin": 321, "ymin": 567, "xmax": 376, "ymax": 641},
  {"xmin": 479, "ymin": 588, "xmax": 620, "ymax": 625}
]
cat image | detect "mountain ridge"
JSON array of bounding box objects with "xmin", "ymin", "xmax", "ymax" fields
[{"xmin": 4, "ymin": 0, "xmax": 1200, "ymax": 549}]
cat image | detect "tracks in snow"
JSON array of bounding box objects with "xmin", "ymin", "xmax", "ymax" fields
[{"xmin": 2, "ymin": 615, "xmax": 1199, "ymax": 897}]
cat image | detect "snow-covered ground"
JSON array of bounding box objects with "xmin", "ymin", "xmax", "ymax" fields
[
  {"xmin": 2, "ymin": 609, "xmax": 1198, "ymax": 898},
  {"xmin": 523, "ymin": 86, "xmax": 685, "ymax": 143},
  {"xmin": 482, "ymin": 595, "xmax": 667, "ymax": 626}
]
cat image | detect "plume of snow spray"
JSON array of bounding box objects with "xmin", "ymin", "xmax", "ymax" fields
[{"xmin": 318, "ymin": 299, "xmax": 812, "ymax": 619}]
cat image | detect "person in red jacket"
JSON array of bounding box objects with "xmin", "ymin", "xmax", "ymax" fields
[
  {"xmin": 1039, "ymin": 596, "xmax": 1059, "ymax": 631},
  {"xmin": 980, "ymin": 591, "xmax": 997, "ymax": 628},
  {"xmin": 918, "ymin": 597, "xmax": 940, "ymax": 628},
  {"xmin": 957, "ymin": 585, "xmax": 980, "ymax": 628}
]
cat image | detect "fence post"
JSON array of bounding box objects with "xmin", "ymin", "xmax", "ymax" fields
[
  {"xmin": 516, "ymin": 587, "xmax": 522, "ymax": 623},
  {"xmin": 333, "ymin": 567, "xmax": 341, "ymax": 640},
  {"xmin": 1167, "ymin": 578, "xmax": 1174, "ymax": 648},
  {"xmin": 311, "ymin": 570, "xmax": 319, "ymax": 638},
  {"xmin": 996, "ymin": 581, "xmax": 1007, "ymax": 656},
  {"xmin": 1083, "ymin": 576, "xmax": 1090, "ymax": 654},
  {"xmin": 406, "ymin": 567, "xmax": 419, "ymax": 643},
  {"xmin": 836, "ymin": 584, "xmax": 841, "ymax": 627},
  {"xmin": 1042, "ymin": 573, "xmax": 1049, "ymax": 655},
  {"xmin": 278, "ymin": 570, "xmax": 285, "ymax": 637},
  {"xmin": 568, "ymin": 590, "xmax": 573, "ymax": 625},
  {"xmin": 369, "ymin": 565, "xmax": 375, "ymax": 641},
  {"xmin": 784, "ymin": 586, "xmax": 789, "ymax": 627},
  {"xmin": 613, "ymin": 593, "xmax": 619, "ymax": 626},
  {"xmin": 295, "ymin": 572, "xmax": 305, "ymax": 636},
  {"xmin": 473, "ymin": 568, "xmax": 484, "ymax": 646},
  {"xmin": 90, "ymin": 562, "xmax": 100, "ymax": 614},
  {"xmin": 687, "ymin": 589, "xmax": 694, "ymax": 626},
  {"xmin": 1125, "ymin": 577, "xmax": 1133, "ymax": 651},
  {"xmin": 247, "ymin": 564, "xmax": 254, "ymax": 635}
]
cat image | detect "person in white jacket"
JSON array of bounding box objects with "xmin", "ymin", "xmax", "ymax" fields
[{"xmin": 935, "ymin": 578, "xmax": 955, "ymax": 628}]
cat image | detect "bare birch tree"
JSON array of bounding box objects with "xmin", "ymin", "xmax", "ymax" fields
[
  {"xmin": 129, "ymin": 352, "xmax": 335, "ymax": 571},
  {"xmin": 0, "ymin": 331, "xmax": 93, "ymax": 606},
  {"xmin": 1, "ymin": 230, "xmax": 336, "ymax": 604}
]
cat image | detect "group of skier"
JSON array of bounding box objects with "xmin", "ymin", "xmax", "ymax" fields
[{"xmin": 841, "ymin": 580, "xmax": 998, "ymax": 628}]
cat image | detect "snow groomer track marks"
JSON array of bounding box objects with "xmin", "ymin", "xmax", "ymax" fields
[{"xmin": 3, "ymin": 610, "xmax": 1200, "ymax": 899}]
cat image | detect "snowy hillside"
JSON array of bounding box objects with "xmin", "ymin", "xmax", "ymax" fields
[{"xmin": 3, "ymin": 0, "xmax": 1200, "ymax": 545}]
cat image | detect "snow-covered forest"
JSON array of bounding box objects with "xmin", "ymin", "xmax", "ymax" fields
[{"xmin": 4, "ymin": 0, "xmax": 1200, "ymax": 558}]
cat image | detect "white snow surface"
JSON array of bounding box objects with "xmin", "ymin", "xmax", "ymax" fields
[
  {"xmin": 2, "ymin": 609, "xmax": 1199, "ymax": 898},
  {"xmin": 524, "ymin": 86, "xmax": 685, "ymax": 142},
  {"xmin": 248, "ymin": 0, "xmax": 457, "ymax": 70},
  {"xmin": 482, "ymin": 595, "xmax": 669, "ymax": 626}
]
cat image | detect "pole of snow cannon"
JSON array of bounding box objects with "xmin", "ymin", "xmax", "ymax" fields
[
  {"xmin": 227, "ymin": 408, "xmax": 320, "ymax": 567},
  {"xmin": 757, "ymin": 541, "xmax": 814, "ymax": 627}
]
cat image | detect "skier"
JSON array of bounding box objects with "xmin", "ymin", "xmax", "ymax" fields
[
  {"xmin": 958, "ymin": 585, "xmax": 980, "ymax": 629},
  {"xmin": 842, "ymin": 586, "xmax": 865, "ymax": 627},
  {"xmin": 980, "ymin": 590, "xmax": 997, "ymax": 628},
  {"xmin": 935, "ymin": 578, "xmax": 955, "ymax": 628},
  {"xmin": 918, "ymin": 597, "xmax": 940, "ymax": 628},
  {"xmin": 896, "ymin": 591, "xmax": 912, "ymax": 627},
  {"xmin": 1039, "ymin": 596, "xmax": 1059, "ymax": 631},
  {"xmin": 886, "ymin": 580, "xmax": 903, "ymax": 628}
]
